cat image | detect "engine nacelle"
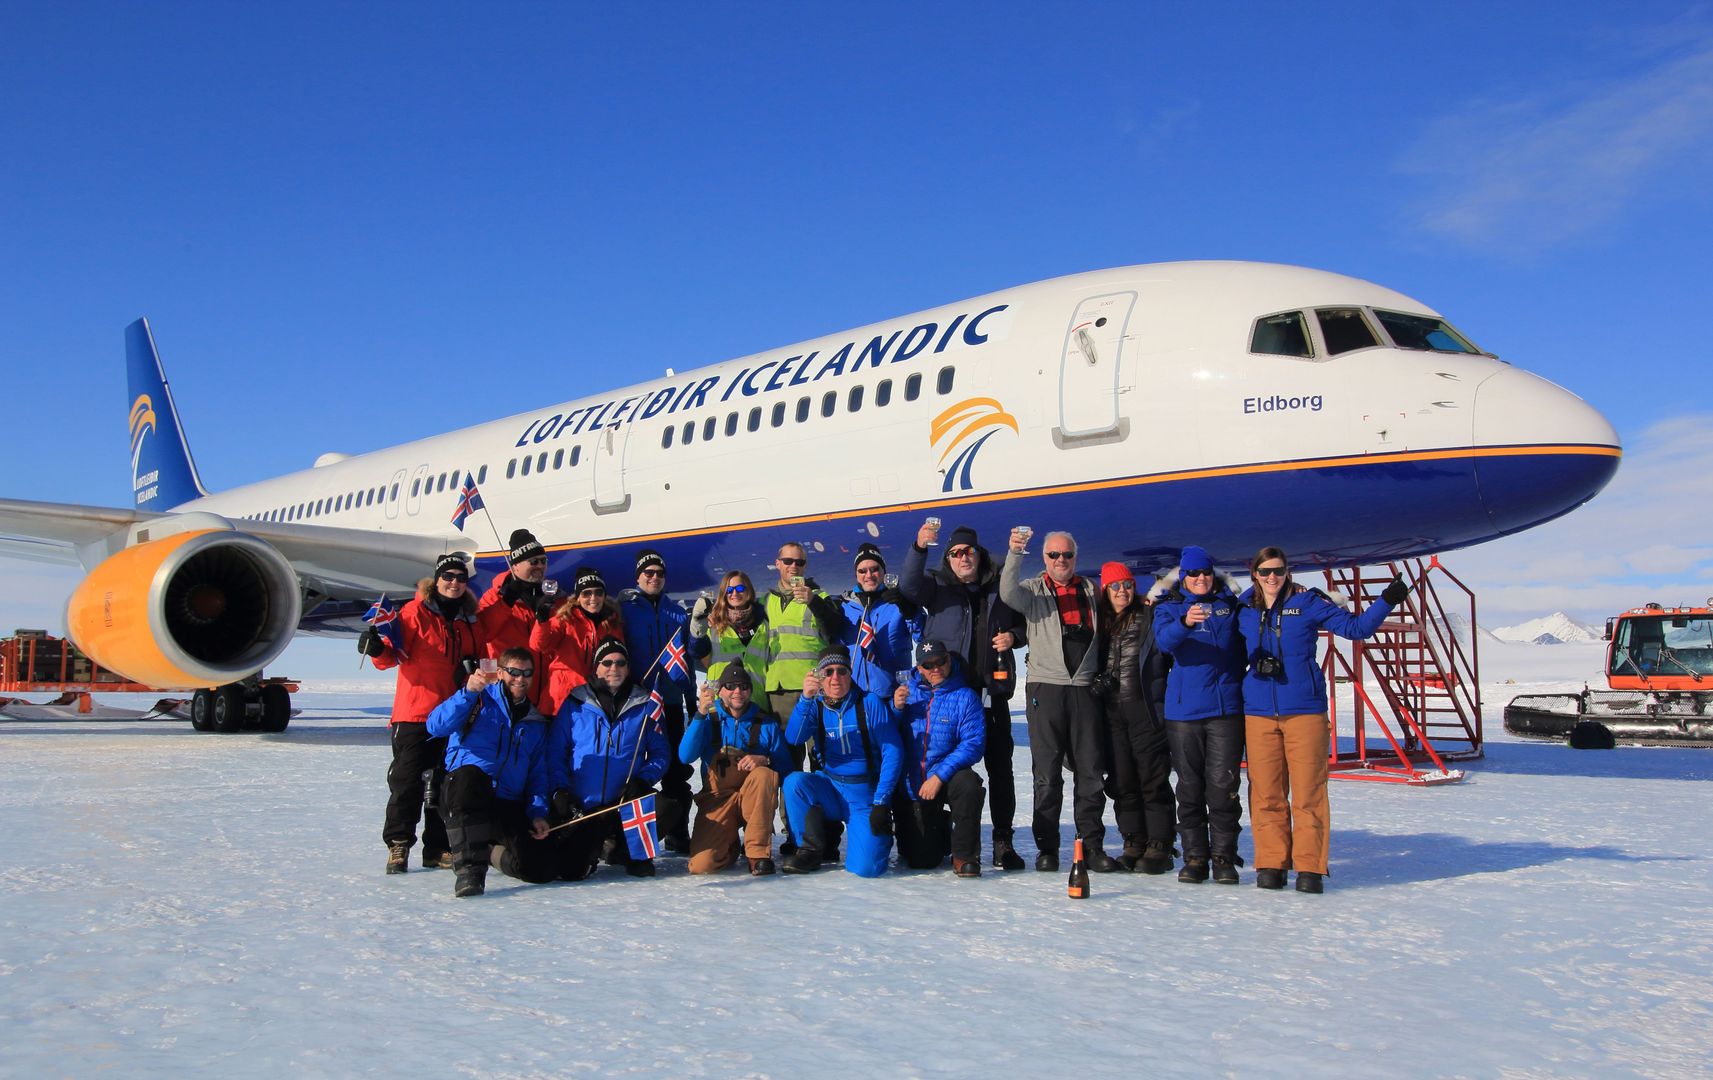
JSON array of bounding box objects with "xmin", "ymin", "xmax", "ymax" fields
[{"xmin": 66, "ymin": 529, "xmax": 303, "ymax": 690}]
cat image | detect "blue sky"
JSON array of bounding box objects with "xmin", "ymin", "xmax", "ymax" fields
[{"xmin": 3, "ymin": 2, "xmax": 1710, "ymax": 676}]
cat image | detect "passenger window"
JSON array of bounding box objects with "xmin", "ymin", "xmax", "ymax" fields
[
  {"xmin": 1316, "ymin": 308, "xmax": 1380, "ymax": 355},
  {"xmin": 436, "ymin": 472, "xmax": 447, "ymax": 493},
  {"xmin": 478, "ymin": 465, "xmax": 488, "ymax": 484},
  {"xmin": 876, "ymin": 379, "xmax": 892, "ymax": 407},
  {"xmin": 747, "ymin": 407, "xmax": 761, "ymax": 432},
  {"xmin": 450, "ymin": 471, "xmax": 460, "ymax": 490},
  {"xmin": 521, "ymin": 455, "xmax": 532, "ymax": 476},
  {"xmin": 507, "ymin": 459, "xmax": 517, "ymax": 479},
  {"xmin": 848, "ymin": 385, "xmax": 864, "ymax": 412},
  {"xmin": 390, "ymin": 483, "xmax": 400, "ymax": 501},
  {"xmin": 661, "ymin": 426, "xmax": 674, "ymax": 449},
  {"xmin": 704, "ymin": 417, "xmax": 717, "ymax": 441},
  {"xmin": 796, "ymin": 397, "xmax": 810, "ymax": 423},
  {"xmin": 537, "ymin": 452, "xmax": 547, "ymax": 473},
  {"xmin": 725, "ymin": 412, "xmax": 738, "ymax": 437},
  {"xmin": 905, "ymin": 373, "xmax": 922, "ymax": 401},
  {"xmin": 1250, "ymin": 311, "xmax": 1314, "ymax": 358},
  {"xmin": 552, "ymin": 449, "xmax": 563, "ymax": 469},
  {"xmin": 821, "ymin": 391, "xmax": 836, "ymax": 418},
  {"xmin": 570, "ymin": 446, "xmax": 581, "ymax": 467},
  {"xmin": 771, "ymin": 402, "xmax": 786, "ymax": 427},
  {"xmin": 937, "ymin": 367, "xmax": 954, "ymax": 394},
  {"xmin": 682, "ymin": 421, "xmax": 695, "ymax": 445}
]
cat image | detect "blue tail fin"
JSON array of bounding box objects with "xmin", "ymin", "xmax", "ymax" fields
[{"xmin": 126, "ymin": 318, "xmax": 209, "ymax": 511}]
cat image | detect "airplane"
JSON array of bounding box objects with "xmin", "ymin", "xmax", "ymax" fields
[{"xmin": 0, "ymin": 260, "xmax": 1620, "ymax": 728}]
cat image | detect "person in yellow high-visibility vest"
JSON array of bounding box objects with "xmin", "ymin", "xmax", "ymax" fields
[{"xmin": 762, "ymin": 542, "xmax": 841, "ymax": 753}]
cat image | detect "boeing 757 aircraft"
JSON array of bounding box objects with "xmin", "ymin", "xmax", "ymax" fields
[{"xmin": 0, "ymin": 261, "xmax": 1620, "ymax": 724}]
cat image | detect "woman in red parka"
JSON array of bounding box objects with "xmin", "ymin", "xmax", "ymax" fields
[
  {"xmin": 530, "ymin": 565, "xmax": 625, "ymax": 715},
  {"xmin": 361, "ymin": 553, "xmax": 487, "ymax": 874}
]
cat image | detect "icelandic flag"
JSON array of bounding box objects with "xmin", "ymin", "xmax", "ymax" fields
[
  {"xmin": 645, "ymin": 688, "xmax": 666, "ymax": 734},
  {"xmin": 857, "ymin": 616, "xmax": 875, "ymax": 652},
  {"xmin": 619, "ymin": 793, "xmax": 659, "ymax": 860},
  {"xmin": 450, "ymin": 475, "xmax": 485, "ymax": 531},
  {"xmin": 659, "ymin": 630, "xmax": 690, "ymax": 683},
  {"xmin": 363, "ymin": 594, "xmax": 408, "ymax": 659}
]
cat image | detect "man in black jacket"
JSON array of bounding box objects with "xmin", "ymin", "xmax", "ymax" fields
[{"xmin": 899, "ymin": 521, "xmax": 1027, "ymax": 870}]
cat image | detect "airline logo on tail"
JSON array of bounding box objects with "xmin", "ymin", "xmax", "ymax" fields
[
  {"xmin": 129, "ymin": 394, "xmax": 159, "ymax": 500},
  {"xmin": 931, "ymin": 398, "xmax": 1019, "ymax": 492}
]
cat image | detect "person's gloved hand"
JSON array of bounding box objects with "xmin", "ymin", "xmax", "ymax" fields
[
  {"xmin": 500, "ymin": 573, "xmax": 535, "ymax": 606},
  {"xmin": 534, "ymin": 597, "xmax": 558, "ymax": 623},
  {"xmin": 869, "ymin": 804, "xmax": 893, "ymax": 837},
  {"xmin": 623, "ymin": 780, "xmax": 654, "ymax": 801},
  {"xmin": 1093, "ymin": 672, "xmax": 1115, "ymax": 697},
  {"xmin": 690, "ymin": 596, "xmax": 711, "ymax": 639},
  {"xmin": 1381, "ymin": 575, "xmax": 1411, "ymax": 606},
  {"xmin": 357, "ymin": 629, "xmax": 386, "ymax": 657}
]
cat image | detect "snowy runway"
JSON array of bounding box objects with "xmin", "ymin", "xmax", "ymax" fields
[{"xmin": 3, "ymin": 689, "xmax": 1711, "ymax": 1078}]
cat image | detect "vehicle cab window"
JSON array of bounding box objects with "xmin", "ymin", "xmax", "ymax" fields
[
  {"xmin": 1374, "ymin": 310, "xmax": 1481, "ymax": 354},
  {"xmin": 1316, "ymin": 308, "xmax": 1382, "ymax": 355},
  {"xmin": 1250, "ymin": 311, "xmax": 1313, "ymax": 358}
]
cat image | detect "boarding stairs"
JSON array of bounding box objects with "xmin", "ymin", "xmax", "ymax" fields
[{"xmin": 1316, "ymin": 557, "xmax": 1482, "ymax": 785}]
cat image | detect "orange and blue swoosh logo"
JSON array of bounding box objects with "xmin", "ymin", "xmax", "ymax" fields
[
  {"xmin": 129, "ymin": 394, "xmax": 157, "ymax": 479},
  {"xmin": 931, "ymin": 398, "xmax": 1019, "ymax": 492}
]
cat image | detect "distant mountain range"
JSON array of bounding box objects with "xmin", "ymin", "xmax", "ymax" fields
[{"xmin": 1490, "ymin": 612, "xmax": 1601, "ymax": 645}]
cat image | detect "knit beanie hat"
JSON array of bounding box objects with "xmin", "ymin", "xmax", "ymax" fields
[
  {"xmin": 592, "ymin": 637, "xmax": 629, "ymax": 668},
  {"xmin": 1179, "ymin": 546, "xmax": 1214, "ymax": 574},
  {"xmin": 573, "ymin": 565, "xmax": 606, "ymax": 594},
  {"xmin": 508, "ymin": 529, "xmax": 546, "ymax": 566},
  {"xmin": 1100, "ymin": 561, "xmax": 1135, "ymax": 590},
  {"xmin": 853, "ymin": 543, "xmax": 885, "ymax": 573}
]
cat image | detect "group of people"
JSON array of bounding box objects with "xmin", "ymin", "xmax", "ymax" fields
[{"xmin": 361, "ymin": 520, "xmax": 1408, "ymax": 898}]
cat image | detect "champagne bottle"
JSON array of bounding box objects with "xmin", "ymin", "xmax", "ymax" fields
[
  {"xmin": 1067, "ymin": 837, "xmax": 1090, "ymax": 899},
  {"xmin": 988, "ymin": 648, "xmax": 1013, "ymax": 697}
]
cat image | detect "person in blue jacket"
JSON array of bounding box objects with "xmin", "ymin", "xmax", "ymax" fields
[
  {"xmin": 678, "ymin": 663, "xmax": 795, "ymax": 876},
  {"xmin": 781, "ymin": 645, "xmax": 905, "ymax": 877},
  {"xmin": 1152, "ymin": 545, "xmax": 1249, "ymax": 886},
  {"xmin": 619, "ymin": 547, "xmax": 708, "ymax": 855},
  {"xmin": 1238, "ymin": 546, "xmax": 1407, "ymax": 895},
  {"xmin": 890, "ymin": 640, "xmax": 987, "ymax": 876},
  {"xmin": 831, "ymin": 543, "xmax": 920, "ymax": 699},
  {"xmin": 427, "ymin": 646, "xmax": 554, "ymax": 898},
  {"xmin": 541, "ymin": 637, "xmax": 672, "ymax": 881}
]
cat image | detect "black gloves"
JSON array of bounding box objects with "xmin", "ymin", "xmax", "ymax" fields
[
  {"xmin": 500, "ymin": 574, "xmax": 536, "ymax": 606},
  {"xmin": 534, "ymin": 596, "xmax": 558, "ymax": 623},
  {"xmin": 1093, "ymin": 672, "xmax": 1115, "ymax": 697},
  {"xmin": 357, "ymin": 629, "xmax": 386, "ymax": 657},
  {"xmin": 550, "ymin": 789, "xmax": 581, "ymax": 821},
  {"xmin": 623, "ymin": 780, "xmax": 654, "ymax": 801},
  {"xmin": 869, "ymin": 804, "xmax": 893, "ymax": 836},
  {"xmin": 1381, "ymin": 575, "xmax": 1411, "ymax": 606}
]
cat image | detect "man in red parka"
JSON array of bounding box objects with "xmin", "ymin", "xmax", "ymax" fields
[
  {"xmin": 478, "ymin": 528, "xmax": 551, "ymax": 703},
  {"xmin": 361, "ymin": 553, "xmax": 488, "ymax": 874}
]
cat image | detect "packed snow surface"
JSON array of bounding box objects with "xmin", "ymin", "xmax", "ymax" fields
[{"xmin": 3, "ymin": 643, "xmax": 1710, "ymax": 1077}]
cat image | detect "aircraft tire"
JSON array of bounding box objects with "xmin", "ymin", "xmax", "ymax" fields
[
  {"xmin": 259, "ymin": 684, "xmax": 291, "ymax": 733},
  {"xmin": 190, "ymin": 688, "xmax": 216, "ymax": 732},
  {"xmin": 211, "ymin": 685, "xmax": 246, "ymax": 733}
]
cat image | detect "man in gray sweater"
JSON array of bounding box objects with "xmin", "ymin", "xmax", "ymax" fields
[{"xmin": 999, "ymin": 528, "xmax": 1120, "ymax": 873}]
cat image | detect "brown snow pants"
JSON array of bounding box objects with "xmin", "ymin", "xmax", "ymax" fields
[
  {"xmin": 688, "ymin": 762, "xmax": 780, "ymax": 874},
  {"xmin": 1244, "ymin": 713, "xmax": 1331, "ymax": 875}
]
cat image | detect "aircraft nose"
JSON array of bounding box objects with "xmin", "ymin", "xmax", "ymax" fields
[{"xmin": 1471, "ymin": 367, "xmax": 1621, "ymax": 534}]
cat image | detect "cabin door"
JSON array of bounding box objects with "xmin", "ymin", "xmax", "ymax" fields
[{"xmin": 1056, "ymin": 291, "xmax": 1135, "ymax": 444}]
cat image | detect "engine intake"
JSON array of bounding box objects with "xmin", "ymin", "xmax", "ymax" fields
[{"xmin": 66, "ymin": 529, "xmax": 302, "ymax": 689}]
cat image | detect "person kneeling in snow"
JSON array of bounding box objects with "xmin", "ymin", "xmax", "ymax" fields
[
  {"xmin": 426, "ymin": 647, "xmax": 554, "ymax": 898},
  {"xmin": 678, "ymin": 664, "xmax": 795, "ymax": 875},
  {"xmin": 781, "ymin": 645, "xmax": 904, "ymax": 877},
  {"xmin": 541, "ymin": 637, "xmax": 671, "ymax": 881},
  {"xmin": 891, "ymin": 640, "xmax": 987, "ymax": 877}
]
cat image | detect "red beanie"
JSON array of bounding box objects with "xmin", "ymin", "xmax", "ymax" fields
[{"xmin": 1099, "ymin": 561, "xmax": 1134, "ymax": 590}]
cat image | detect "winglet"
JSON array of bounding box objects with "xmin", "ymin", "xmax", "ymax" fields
[{"xmin": 125, "ymin": 318, "xmax": 209, "ymax": 510}]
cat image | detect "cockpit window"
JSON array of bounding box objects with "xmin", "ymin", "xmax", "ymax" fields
[
  {"xmin": 1250, "ymin": 311, "xmax": 1313, "ymax": 358},
  {"xmin": 1374, "ymin": 309, "xmax": 1480, "ymax": 354},
  {"xmin": 1316, "ymin": 308, "xmax": 1380, "ymax": 355}
]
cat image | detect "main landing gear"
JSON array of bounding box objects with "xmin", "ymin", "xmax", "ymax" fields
[{"xmin": 190, "ymin": 675, "xmax": 295, "ymax": 734}]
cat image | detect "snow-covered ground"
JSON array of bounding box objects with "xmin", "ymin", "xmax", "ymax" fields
[{"xmin": 3, "ymin": 644, "xmax": 1711, "ymax": 1078}]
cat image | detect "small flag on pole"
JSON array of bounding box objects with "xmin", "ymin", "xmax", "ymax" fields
[
  {"xmin": 857, "ymin": 616, "xmax": 875, "ymax": 652},
  {"xmin": 451, "ymin": 476, "xmax": 485, "ymax": 532},
  {"xmin": 620, "ymin": 793, "xmax": 659, "ymax": 860},
  {"xmin": 659, "ymin": 630, "xmax": 689, "ymax": 682},
  {"xmin": 645, "ymin": 688, "xmax": 666, "ymax": 733},
  {"xmin": 363, "ymin": 594, "xmax": 408, "ymax": 659}
]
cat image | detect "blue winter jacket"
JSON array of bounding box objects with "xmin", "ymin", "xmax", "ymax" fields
[
  {"xmin": 1236, "ymin": 587, "xmax": 1395, "ymax": 716},
  {"xmin": 1153, "ymin": 587, "xmax": 1247, "ymax": 721},
  {"xmin": 427, "ymin": 683, "xmax": 552, "ymax": 814},
  {"xmin": 785, "ymin": 690, "xmax": 904, "ymax": 806},
  {"xmin": 619, "ymin": 588, "xmax": 708, "ymax": 709},
  {"xmin": 544, "ymin": 682, "xmax": 671, "ymax": 812},
  {"xmin": 678, "ymin": 700, "xmax": 797, "ymax": 782},
  {"xmin": 896, "ymin": 658, "xmax": 986, "ymax": 795},
  {"xmin": 833, "ymin": 588, "xmax": 918, "ymax": 698}
]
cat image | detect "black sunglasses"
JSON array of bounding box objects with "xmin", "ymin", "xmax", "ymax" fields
[
  {"xmin": 1184, "ymin": 569, "xmax": 1214, "ymax": 578},
  {"xmin": 1045, "ymin": 551, "xmax": 1075, "ymax": 561},
  {"xmin": 438, "ymin": 572, "xmax": 469, "ymax": 582},
  {"xmin": 1254, "ymin": 566, "xmax": 1288, "ymax": 578},
  {"xmin": 502, "ymin": 666, "xmax": 534, "ymax": 678},
  {"xmin": 778, "ymin": 557, "xmax": 806, "ymax": 567}
]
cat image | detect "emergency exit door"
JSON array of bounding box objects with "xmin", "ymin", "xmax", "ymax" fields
[
  {"xmin": 591, "ymin": 420, "xmax": 633, "ymax": 514},
  {"xmin": 1056, "ymin": 291, "xmax": 1135, "ymax": 443}
]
